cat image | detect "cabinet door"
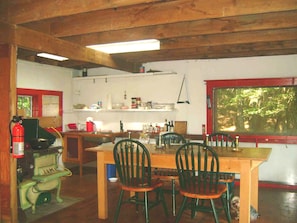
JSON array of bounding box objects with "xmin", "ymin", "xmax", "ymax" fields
[
  {"xmin": 63, "ymin": 135, "xmax": 81, "ymax": 163},
  {"xmin": 82, "ymin": 140, "xmax": 98, "ymax": 163}
]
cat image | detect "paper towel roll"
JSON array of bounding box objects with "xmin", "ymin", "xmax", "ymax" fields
[{"xmin": 107, "ymin": 94, "xmax": 112, "ymax": 110}]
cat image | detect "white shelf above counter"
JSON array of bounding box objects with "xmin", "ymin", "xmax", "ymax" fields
[
  {"xmin": 73, "ymin": 108, "xmax": 176, "ymax": 112},
  {"xmin": 73, "ymin": 71, "xmax": 177, "ymax": 80}
]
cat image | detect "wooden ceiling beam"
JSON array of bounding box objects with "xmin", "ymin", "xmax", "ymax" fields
[
  {"xmin": 17, "ymin": 47, "xmax": 103, "ymax": 69},
  {"xmin": 2, "ymin": 1, "xmax": 296, "ymax": 68},
  {"xmin": 114, "ymin": 48, "xmax": 297, "ymax": 62},
  {"xmin": 0, "ymin": 22, "xmax": 11, "ymax": 44},
  {"xmin": 0, "ymin": 22, "xmax": 137, "ymax": 72},
  {"xmin": 63, "ymin": 11, "xmax": 297, "ymax": 45},
  {"xmin": 0, "ymin": 0, "xmax": 169, "ymax": 24},
  {"xmin": 161, "ymin": 28, "xmax": 297, "ymax": 50},
  {"xmin": 167, "ymin": 49, "xmax": 297, "ymax": 60},
  {"xmin": 46, "ymin": 0, "xmax": 297, "ymax": 37},
  {"xmin": 115, "ymin": 40, "xmax": 297, "ymax": 62}
]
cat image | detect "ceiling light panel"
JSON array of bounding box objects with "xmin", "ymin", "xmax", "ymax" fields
[
  {"xmin": 37, "ymin": 53, "xmax": 69, "ymax": 61},
  {"xmin": 87, "ymin": 39, "xmax": 160, "ymax": 54}
]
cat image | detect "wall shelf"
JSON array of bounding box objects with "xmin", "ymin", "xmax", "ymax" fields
[
  {"xmin": 73, "ymin": 71, "xmax": 177, "ymax": 80},
  {"xmin": 73, "ymin": 108, "xmax": 175, "ymax": 112}
]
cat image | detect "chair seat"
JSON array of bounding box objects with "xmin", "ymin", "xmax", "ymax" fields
[
  {"xmin": 180, "ymin": 182, "xmax": 227, "ymax": 200},
  {"xmin": 121, "ymin": 178, "xmax": 163, "ymax": 192}
]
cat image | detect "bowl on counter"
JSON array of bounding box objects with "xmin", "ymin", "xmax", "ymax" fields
[
  {"xmin": 112, "ymin": 103, "xmax": 124, "ymax": 109},
  {"xmin": 108, "ymin": 177, "xmax": 118, "ymax": 183}
]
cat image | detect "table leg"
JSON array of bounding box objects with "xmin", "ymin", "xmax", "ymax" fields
[
  {"xmin": 239, "ymin": 160, "xmax": 251, "ymax": 223},
  {"xmin": 251, "ymin": 164, "xmax": 259, "ymax": 210},
  {"xmin": 97, "ymin": 151, "xmax": 108, "ymax": 219}
]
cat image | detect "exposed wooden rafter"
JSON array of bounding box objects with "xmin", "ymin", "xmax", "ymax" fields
[
  {"xmin": 0, "ymin": 0, "xmax": 296, "ymax": 70},
  {"xmin": 0, "ymin": 22, "xmax": 139, "ymax": 71}
]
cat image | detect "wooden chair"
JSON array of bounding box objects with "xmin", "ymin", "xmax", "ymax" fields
[
  {"xmin": 154, "ymin": 132, "xmax": 186, "ymax": 216},
  {"xmin": 113, "ymin": 139, "xmax": 168, "ymax": 223},
  {"xmin": 175, "ymin": 142, "xmax": 231, "ymax": 223},
  {"xmin": 205, "ymin": 132, "xmax": 237, "ymax": 215}
]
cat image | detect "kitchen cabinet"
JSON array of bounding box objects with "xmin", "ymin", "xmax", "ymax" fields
[{"xmin": 62, "ymin": 131, "xmax": 126, "ymax": 176}]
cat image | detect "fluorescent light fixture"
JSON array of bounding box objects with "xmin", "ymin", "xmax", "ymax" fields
[
  {"xmin": 37, "ymin": 53, "xmax": 68, "ymax": 61},
  {"xmin": 87, "ymin": 39, "xmax": 160, "ymax": 54}
]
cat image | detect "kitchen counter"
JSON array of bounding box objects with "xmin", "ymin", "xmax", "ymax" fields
[
  {"xmin": 62, "ymin": 130, "xmax": 126, "ymax": 138},
  {"xmin": 62, "ymin": 131, "xmax": 126, "ymax": 176},
  {"xmin": 63, "ymin": 130, "xmax": 203, "ymax": 140},
  {"xmin": 62, "ymin": 130, "xmax": 202, "ymax": 176}
]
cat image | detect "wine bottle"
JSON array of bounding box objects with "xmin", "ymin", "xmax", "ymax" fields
[
  {"xmin": 170, "ymin": 120, "xmax": 174, "ymax": 132},
  {"xmin": 164, "ymin": 119, "xmax": 168, "ymax": 132}
]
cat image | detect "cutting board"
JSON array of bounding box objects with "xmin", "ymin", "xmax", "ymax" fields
[{"xmin": 174, "ymin": 121, "xmax": 187, "ymax": 134}]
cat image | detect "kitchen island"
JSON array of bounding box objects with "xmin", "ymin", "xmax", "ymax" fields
[
  {"xmin": 62, "ymin": 130, "xmax": 203, "ymax": 176},
  {"xmin": 62, "ymin": 131, "xmax": 126, "ymax": 176}
]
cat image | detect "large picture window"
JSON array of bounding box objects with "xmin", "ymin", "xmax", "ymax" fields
[{"xmin": 206, "ymin": 77, "xmax": 297, "ymax": 144}]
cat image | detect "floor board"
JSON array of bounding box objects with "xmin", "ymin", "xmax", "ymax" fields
[{"xmin": 23, "ymin": 165, "xmax": 297, "ymax": 223}]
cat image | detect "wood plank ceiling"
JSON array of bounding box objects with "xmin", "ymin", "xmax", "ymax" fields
[{"xmin": 0, "ymin": 0, "xmax": 297, "ymax": 72}]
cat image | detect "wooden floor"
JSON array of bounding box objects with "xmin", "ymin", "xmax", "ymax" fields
[{"xmin": 25, "ymin": 165, "xmax": 297, "ymax": 223}]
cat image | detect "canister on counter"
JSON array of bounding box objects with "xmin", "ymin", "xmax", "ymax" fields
[
  {"xmin": 136, "ymin": 97, "xmax": 141, "ymax": 108},
  {"xmin": 86, "ymin": 121, "xmax": 94, "ymax": 132},
  {"xmin": 97, "ymin": 101, "xmax": 102, "ymax": 109},
  {"xmin": 139, "ymin": 66, "xmax": 145, "ymax": 73},
  {"xmin": 131, "ymin": 97, "xmax": 137, "ymax": 109}
]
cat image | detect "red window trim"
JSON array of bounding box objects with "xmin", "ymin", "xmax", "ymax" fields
[
  {"xmin": 205, "ymin": 77, "xmax": 297, "ymax": 145},
  {"xmin": 17, "ymin": 88, "xmax": 63, "ymax": 131}
]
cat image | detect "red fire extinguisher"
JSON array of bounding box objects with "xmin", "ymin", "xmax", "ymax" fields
[{"xmin": 11, "ymin": 117, "xmax": 25, "ymax": 158}]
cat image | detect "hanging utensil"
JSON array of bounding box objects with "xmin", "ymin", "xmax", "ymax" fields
[{"xmin": 177, "ymin": 75, "xmax": 190, "ymax": 104}]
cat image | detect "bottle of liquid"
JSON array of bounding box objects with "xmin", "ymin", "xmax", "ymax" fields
[
  {"xmin": 155, "ymin": 123, "xmax": 160, "ymax": 133},
  {"xmin": 149, "ymin": 123, "xmax": 153, "ymax": 133},
  {"xmin": 164, "ymin": 119, "xmax": 168, "ymax": 132},
  {"xmin": 170, "ymin": 120, "xmax": 174, "ymax": 132},
  {"xmin": 205, "ymin": 134, "xmax": 209, "ymax": 146},
  {"xmin": 235, "ymin": 136, "xmax": 239, "ymax": 149},
  {"xmin": 167, "ymin": 121, "xmax": 171, "ymax": 132},
  {"xmin": 120, "ymin": 120, "xmax": 124, "ymax": 132}
]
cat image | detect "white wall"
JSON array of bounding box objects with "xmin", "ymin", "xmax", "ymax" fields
[
  {"xmin": 75, "ymin": 55, "xmax": 297, "ymax": 133},
  {"xmin": 17, "ymin": 55, "xmax": 297, "ymax": 185},
  {"xmin": 16, "ymin": 60, "xmax": 76, "ymax": 127}
]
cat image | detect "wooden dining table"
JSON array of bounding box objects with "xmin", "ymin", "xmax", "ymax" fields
[{"xmin": 87, "ymin": 142, "xmax": 272, "ymax": 223}]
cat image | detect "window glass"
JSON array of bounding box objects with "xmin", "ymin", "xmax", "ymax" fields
[
  {"xmin": 206, "ymin": 77, "xmax": 297, "ymax": 144},
  {"xmin": 42, "ymin": 95, "xmax": 59, "ymax": 116},
  {"xmin": 17, "ymin": 95, "xmax": 32, "ymax": 117},
  {"xmin": 214, "ymin": 86, "xmax": 297, "ymax": 135}
]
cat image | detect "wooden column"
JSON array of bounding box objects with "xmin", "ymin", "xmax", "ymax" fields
[{"xmin": 0, "ymin": 44, "xmax": 18, "ymax": 223}]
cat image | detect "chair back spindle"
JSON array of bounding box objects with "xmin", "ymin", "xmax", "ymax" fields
[
  {"xmin": 175, "ymin": 142, "xmax": 231, "ymax": 223},
  {"xmin": 161, "ymin": 132, "xmax": 186, "ymax": 146},
  {"xmin": 176, "ymin": 143, "xmax": 220, "ymax": 195},
  {"xmin": 114, "ymin": 139, "xmax": 151, "ymax": 188},
  {"xmin": 206, "ymin": 133, "xmax": 236, "ymax": 148},
  {"xmin": 113, "ymin": 139, "xmax": 169, "ymax": 223}
]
